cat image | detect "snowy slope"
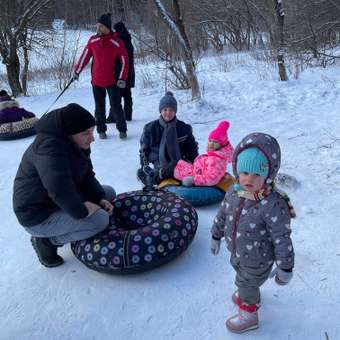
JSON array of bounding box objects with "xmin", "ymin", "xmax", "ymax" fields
[{"xmin": 0, "ymin": 54, "xmax": 340, "ymax": 340}]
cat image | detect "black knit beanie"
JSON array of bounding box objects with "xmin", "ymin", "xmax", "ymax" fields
[
  {"xmin": 60, "ymin": 103, "xmax": 95, "ymax": 136},
  {"xmin": 97, "ymin": 13, "xmax": 112, "ymax": 30}
]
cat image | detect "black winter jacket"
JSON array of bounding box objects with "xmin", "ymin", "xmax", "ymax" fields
[
  {"xmin": 13, "ymin": 108, "xmax": 105, "ymax": 227},
  {"xmin": 139, "ymin": 118, "xmax": 198, "ymax": 175},
  {"xmin": 115, "ymin": 32, "xmax": 135, "ymax": 88}
]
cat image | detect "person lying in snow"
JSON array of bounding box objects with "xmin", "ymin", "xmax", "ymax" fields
[
  {"xmin": 210, "ymin": 132, "xmax": 296, "ymax": 333},
  {"xmin": 174, "ymin": 120, "xmax": 234, "ymax": 187},
  {"xmin": 0, "ymin": 90, "xmax": 35, "ymax": 124}
]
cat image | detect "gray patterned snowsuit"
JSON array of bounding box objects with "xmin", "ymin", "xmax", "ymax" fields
[{"xmin": 211, "ymin": 132, "xmax": 294, "ymax": 307}]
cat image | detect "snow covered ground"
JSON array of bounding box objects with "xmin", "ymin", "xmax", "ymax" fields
[{"xmin": 1, "ymin": 52, "xmax": 340, "ymax": 340}]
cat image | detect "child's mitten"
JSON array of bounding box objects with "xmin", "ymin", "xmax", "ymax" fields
[
  {"xmin": 211, "ymin": 237, "xmax": 221, "ymax": 255},
  {"xmin": 270, "ymin": 267, "xmax": 293, "ymax": 285},
  {"xmin": 182, "ymin": 176, "xmax": 194, "ymax": 187}
]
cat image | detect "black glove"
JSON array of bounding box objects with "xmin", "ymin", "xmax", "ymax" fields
[
  {"xmin": 142, "ymin": 165, "xmax": 160, "ymax": 188},
  {"xmin": 72, "ymin": 72, "xmax": 79, "ymax": 81},
  {"xmin": 160, "ymin": 161, "xmax": 177, "ymax": 180},
  {"xmin": 142, "ymin": 165, "xmax": 154, "ymax": 177}
]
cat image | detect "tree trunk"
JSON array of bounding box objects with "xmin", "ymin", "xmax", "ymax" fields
[
  {"xmin": 183, "ymin": 59, "xmax": 200, "ymax": 98},
  {"xmin": 21, "ymin": 47, "xmax": 29, "ymax": 96},
  {"xmin": 153, "ymin": 0, "xmax": 201, "ymax": 100},
  {"xmin": 172, "ymin": 0, "xmax": 200, "ymax": 100},
  {"xmin": 273, "ymin": 0, "xmax": 288, "ymax": 81},
  {"xmin": 6, "ymin": 46, "xmax": 23, "ymax": 96}
]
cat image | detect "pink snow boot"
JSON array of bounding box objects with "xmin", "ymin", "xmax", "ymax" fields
[{"xmin": 226, "ymin": 308, "xmax": 259, "ymax": 333}]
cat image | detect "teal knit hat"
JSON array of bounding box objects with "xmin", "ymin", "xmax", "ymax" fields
[{"xmin": 236, "ymin": 147, "xmax": 269, "ymax": 177}]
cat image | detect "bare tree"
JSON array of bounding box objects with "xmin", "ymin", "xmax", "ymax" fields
[
  {"xmin": 0, "ymin": 0, "xmax": 53, "ymax": 96},
  {"xmin": 2, "ymin": 0, "xmax": 340, "ymax": 96},
  {"xmin": 273, "ymin": 0, "xmax": 288, "ymax": 80},
  {"xmin": 153, "ymin": 0, "xmax": 201, "ymax": 100}
]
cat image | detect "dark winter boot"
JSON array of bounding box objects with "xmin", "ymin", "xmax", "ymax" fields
[
  {"xmin": 99, "ymin": 132, "xmax": 107, "ymax": 139},
  {"xmin": 31, "ymin": 237, "xmax": 64, "ymax": 268},
  {"xmin": 119, "ymin": 131, "xmax": 127, "ymax": 139},
  {"xmin": 106, "ymin": 115, "xmax": 116, "ymax": 124}
]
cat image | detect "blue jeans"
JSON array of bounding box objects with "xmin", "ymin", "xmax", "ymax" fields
[{"xmin": 24, "ymin": 185, "xmax": 116, "ymax": 245}]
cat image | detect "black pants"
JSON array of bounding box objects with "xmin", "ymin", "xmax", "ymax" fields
[
  {"xmin": 92, "ymin": 85, "xmax": 127, "ymax": 133},
  {"xmin": 122, "ymin": 87, "xmax": 133, "ymax": 121},
  {"xmin": 107, "ymin": 87, "xmax": 133, "ymax": 122}
]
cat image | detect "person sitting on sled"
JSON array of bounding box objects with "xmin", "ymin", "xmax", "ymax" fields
[
  {"xmin": 0, "ymin": 90, "xmax": 35, "ymax": 124},
  {"xmin": 137, "ymin": 91, "xmax": 198, "ymax": 187},
  {"xmin": 174, "ymin": 120, "xmax": 234, "ymax": 187}
]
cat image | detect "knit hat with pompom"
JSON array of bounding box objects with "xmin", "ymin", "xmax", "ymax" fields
[
  {"xmin": 208, "ymin": 120, "xmax": 230, "ymax": 146},
  {"xmin": 159, "ymin": 91, "xmax": 177, "ymax": 113}
]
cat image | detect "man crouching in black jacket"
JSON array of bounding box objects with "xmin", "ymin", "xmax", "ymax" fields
[
  {"xmin": 13, "ymin": 103, "xmax": 115, "ymax": 268},
  {"xmin": 138, "ymin": 91, "xmax": 198, "ymax": 187}
]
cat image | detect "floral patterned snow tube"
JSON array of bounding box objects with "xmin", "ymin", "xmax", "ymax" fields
[
  {"xmin": 71, "ymin": 190, "xmax": 198, "ymax": 274},
  {"xmin": 0, "ymin": 117, "xmax": 38, "ymax": 140}
]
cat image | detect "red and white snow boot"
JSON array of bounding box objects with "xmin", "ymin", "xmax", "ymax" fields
[{"xmin": 226, "ymin": 308, "xmax": 259, "ymax": 333}]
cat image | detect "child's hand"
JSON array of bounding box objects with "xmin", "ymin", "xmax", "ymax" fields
[
  {"xmin": 270, "ymin": 267, "xmax": 293, "ymax": 285},
  {"xmin": 182, "ymin": 176, "xmax": 194, "ymax": 187},
  {"xmin": 210, "ymin": 238, "xmax": 221, "ymax": 255}
]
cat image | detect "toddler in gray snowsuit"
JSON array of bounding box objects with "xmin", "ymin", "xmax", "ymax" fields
[{"xmin": 210, "ymin": 132, "xmax": 295, "ymax": 333}]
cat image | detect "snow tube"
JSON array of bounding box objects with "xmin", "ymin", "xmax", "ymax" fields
[
  {"xmin": 162, "ymin": 185, "xmax": 224, "ymax": 206},
  {"xmin": 71, "ymin": 190, "xmax": 198, "ymax": 274},
  {"xmin": 159, "ymin": 174, "xmax": 235, "ymax": 207},
  {"xmin": 0, "ymin": 117, "xmax": 38, "ymax": 140}
]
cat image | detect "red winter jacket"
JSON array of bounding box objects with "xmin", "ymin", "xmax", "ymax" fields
[{"xmin": 74, "ymin": 32, "xmax": 129, "ymax": 88}]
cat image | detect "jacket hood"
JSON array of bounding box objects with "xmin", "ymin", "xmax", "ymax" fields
[
  {"xmin": 117, "ymin": 30, "xmax": 131, "ymax": 43},
  {"xmin": 34, "ymin": 107, "xmax": 67, "ymax": 138},
  {"xmin": 232, "ymin": 132, "xmax": 281, "ymax": 184},
  {"xmin": 111, "ymin": 30, "xmax": 131, "ymax": 44},
  {"xmin": 114, "ymin": 22, "xmax": 131, "ymax": 42}
]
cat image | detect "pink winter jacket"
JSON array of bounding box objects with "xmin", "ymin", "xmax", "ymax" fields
[{"xmin": 174, "ymin": 143, "xmax": 234, "ymax": 186}]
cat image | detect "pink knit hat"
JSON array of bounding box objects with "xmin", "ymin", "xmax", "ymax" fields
[{"xmin": 208, "ymin": 120, "xmax": 230, "ymax": 146}]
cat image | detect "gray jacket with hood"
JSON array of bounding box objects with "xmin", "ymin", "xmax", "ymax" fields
[{"xmin": 211, "ymin": 132, "xmax": 294, "ymax": 270}]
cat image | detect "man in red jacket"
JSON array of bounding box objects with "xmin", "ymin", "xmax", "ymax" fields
[{"xmin": 74, "ymin": 13, "xmax": 129, "ymax": 139}]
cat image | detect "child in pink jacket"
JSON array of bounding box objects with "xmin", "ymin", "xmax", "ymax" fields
[{"xmin": 174, "ymin": 121, "xmax": 234, "ymax": 186}]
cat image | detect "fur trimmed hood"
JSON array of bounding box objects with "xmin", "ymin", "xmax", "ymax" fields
[{"xmin": 0, "ymin": 100, "xmax": 20, "ymax": 111}]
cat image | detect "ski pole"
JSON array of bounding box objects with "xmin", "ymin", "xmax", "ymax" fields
[{"xmin": 42, "ymin": 77, "xmax": 74, "ymax": 116}]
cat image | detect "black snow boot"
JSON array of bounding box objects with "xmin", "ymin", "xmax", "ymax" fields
[
  {"xmin": 31, "ymin": 237, "xmax": 64, "ymax": 268},
  {"xmin": 106, "ymin": 115, "xmax": 116, "ymax": 124}
]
